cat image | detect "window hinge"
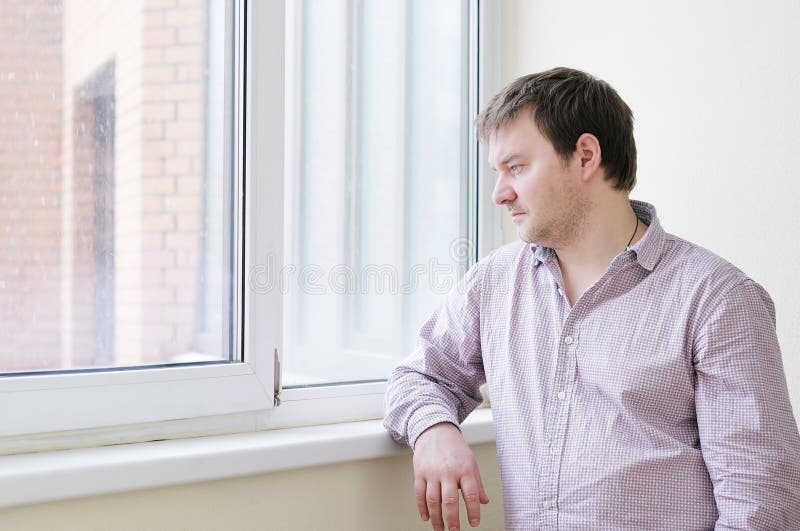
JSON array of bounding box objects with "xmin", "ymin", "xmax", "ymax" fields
[{"xmin": 273, "ymin": 348, "xmax": 281, "ymax": 407}]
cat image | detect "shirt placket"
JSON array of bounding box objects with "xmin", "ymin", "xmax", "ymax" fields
[
  {"xmin": 540, "ymin": 318, "xmax": 580, "ymax": 528},
  {"xmin": 538, "ymin": 256, "xmax": 631, "ymax": 529}
]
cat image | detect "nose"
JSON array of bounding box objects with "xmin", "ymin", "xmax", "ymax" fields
[{"xmin": 492, "ymin": 172, "xmax": 516, "ymax": 205}]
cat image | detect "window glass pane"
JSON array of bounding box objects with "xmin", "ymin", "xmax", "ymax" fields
[
  {"xmin": 0, "ymin": 0, "xmax": 235, "ymax": 373},
  {"xmin": 284, "ymin": 0, "xmax": 469, "ymax": 386}
]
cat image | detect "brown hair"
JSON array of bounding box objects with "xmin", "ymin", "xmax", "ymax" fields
[{"xmin": 475, "ymin": 67, "xmax": 637, "ymax": 191}]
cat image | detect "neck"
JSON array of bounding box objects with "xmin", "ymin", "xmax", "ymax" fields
[{"xmin": 553, "ymin": 195, "xmax": 644, "ymax": 275}]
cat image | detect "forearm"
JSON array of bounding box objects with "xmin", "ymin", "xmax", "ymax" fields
[
  {"xmin": 383, "ymin": 363, "xmax": 482, "ymax": 448},
  {"xmin": 384, "ymin": 254, "xmax": 489, "ymax": 449}
]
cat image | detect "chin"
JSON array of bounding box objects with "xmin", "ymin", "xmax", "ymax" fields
[
  {"xmin": 516, "ymin": 217, "xmax": 538, "ymax": 238},
  {"xmin": 518, "ymin": 225, "xmax": 549, "ymax": 246},
  {"xmin": 517, "ymin": 230, "xmax": 539, "ymax": 245}
]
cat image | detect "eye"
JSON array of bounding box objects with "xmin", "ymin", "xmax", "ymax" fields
[{"xmin": 509, "ymin": 164, "xmax": 522, "ymax": 174}]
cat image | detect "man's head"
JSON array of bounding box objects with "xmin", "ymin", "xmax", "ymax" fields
[
  {"xmin": 478, "ymin": 67, "xmax": 637, "ymax": 246},
  {"xmin": 476, "ymin": 67, "xmax": 637, "ymax": 192}
]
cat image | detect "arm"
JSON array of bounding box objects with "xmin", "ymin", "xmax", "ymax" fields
[
  {"xmin": 383, "ymin": 257, "xmax": 491, "ymax": 530},
  {"xmin": 383, "ymin": 256, "xmax": 488, "ymax": 449},
  {"xmin": 694, "ymin": 279, "xmax": 800, "ymax": 530}
]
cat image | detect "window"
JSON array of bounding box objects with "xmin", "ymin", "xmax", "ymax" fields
[
  {"xmin": 0, "ymin": 0, "xmax": 497, "ymax": 449},
  {"xmin": 281, "ymin": 0, "xmax": 473, "ymax": 386},
  {"xmin": 1, "ymin": 1, "xmax": 238, "ymax": 375}
]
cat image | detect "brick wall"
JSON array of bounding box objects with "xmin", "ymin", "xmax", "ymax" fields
[
  {"xmin": 0, "ymin": 0, "xmax": 63, "ymax": 371},
  {"xmin": 1, "ymin": 0, "xmax": 210, "ymax": 371},
  {"xmin": 138, "ymin": 0, "xmax": 205, "ymax": 363}
]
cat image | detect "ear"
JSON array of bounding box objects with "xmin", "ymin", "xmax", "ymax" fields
[{"xmin": 575, "ymin": 133, "xmax": 602, "ymax": 181}]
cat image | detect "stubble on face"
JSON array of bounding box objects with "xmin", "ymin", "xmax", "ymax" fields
[{"xmin": 517, "ymin": 169, "xmax": 593, "ymax": 249}]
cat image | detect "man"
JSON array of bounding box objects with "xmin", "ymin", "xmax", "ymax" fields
[{"xmin": 383, "ymin": 67, "xmax": 800, "ymax": 531}]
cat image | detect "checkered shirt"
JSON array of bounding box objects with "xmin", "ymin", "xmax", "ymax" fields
[{"xmin": 384, "ymin": 200, "xmax": 800, "ymax": 530}]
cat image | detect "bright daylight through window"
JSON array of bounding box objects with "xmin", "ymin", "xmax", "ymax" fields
[{"xmin": 277, "ymin": 0, "xmax": 472, "ymax": 387}]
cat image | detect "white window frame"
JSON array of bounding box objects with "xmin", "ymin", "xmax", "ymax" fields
[
  {"xmin": 0, "ymin": 0, "xmax": 502, "ymax": 455},
  {"xmin": 274, "ymin": 0, "xmax": 502, "ymax": 421}
]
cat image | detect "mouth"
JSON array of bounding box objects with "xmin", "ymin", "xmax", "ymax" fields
[{"xmin": 510, "ymin": 211, "xmax": 525, "ymax": 219}]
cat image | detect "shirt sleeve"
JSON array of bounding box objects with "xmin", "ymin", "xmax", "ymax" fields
[
  {"xmin": 382, "ymin": 254, "xmax": 490, "ymax": 450},
  {"xmin": 693, "ymin": 279, "xmax": 800, "ymax": 530}
]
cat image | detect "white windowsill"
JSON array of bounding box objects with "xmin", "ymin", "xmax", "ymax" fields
[{"xmin": 0, "ymin": 408, "xmax": 494, "ymax": 509}]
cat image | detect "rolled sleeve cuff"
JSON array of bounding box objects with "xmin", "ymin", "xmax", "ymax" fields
[{"xmin": 407, "ymin": 405, "xmax": 460, "ymax": 450}]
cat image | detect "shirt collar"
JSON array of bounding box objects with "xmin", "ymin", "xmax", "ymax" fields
[{"xmin": 529, "ymin": 200, "xmax": 666, "ymax": 272}]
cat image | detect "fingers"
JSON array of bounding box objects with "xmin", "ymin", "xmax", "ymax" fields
[
  {"xmin": 442, "ymin": 481, "xmax": 460, "ymax": 531},
  {"xmin": 476, "ymin": 469, "xmax": 490, "ymax": 505},
  {"xmin": 426, "ymin": 480, "xmax": 445, "ymax": 531},
  {"xmin": 458, "ymin": 476, "xmax": 482, "ymax": 527},
  {"xmin": 424, "ymin": 480, "xmax": 462, "ymax": 531},
  {"xmin": 418, "ymin": 475, "xmax": 490, "ymax": 530},
  {"xmin": 415, "ymin": 478, "xmax": 430, "ymax": 521},
  {"xmin": 412, "ymin": 425, "xmax": 490, "ymax": 531}
]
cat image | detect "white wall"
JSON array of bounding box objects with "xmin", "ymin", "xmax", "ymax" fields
[{"xmin": 500, "ymin": 0, "xmax": 800, "ymax": 418}]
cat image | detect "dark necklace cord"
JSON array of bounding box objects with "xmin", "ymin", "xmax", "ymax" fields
[{"xmin": 625, "ymin": 215, "xmax": 639, "ymax": 251}]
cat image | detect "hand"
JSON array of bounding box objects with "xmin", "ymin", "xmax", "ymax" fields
[{"xmin": 413, "ymin": 422, "xmax": 490, "ymax": 530}]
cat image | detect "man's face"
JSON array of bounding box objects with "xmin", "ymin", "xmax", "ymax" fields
[{"xmin": 488, "ymin": 112, "xmax": 589, "ymax": 247}]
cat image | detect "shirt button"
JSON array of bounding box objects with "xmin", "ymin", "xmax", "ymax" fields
[
  {"xmin": 544, "ymin": 501, "xmax": 553, "ymax": 510},
  {"xmin": 557, "ymin": 391, "xmax": 566, "ymax": 400},
  {"xmin": 564, "ymin": 335, "xmax": 573, "ymax": 345}
]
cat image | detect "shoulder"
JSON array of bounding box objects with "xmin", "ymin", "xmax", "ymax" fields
[
  {"xmin": 451, "ymin": 241, "xmax": 528, "ymax": 300},
  {"xmin": 660, "ymin": 233, "xmax": 750, "ymax": 291},
  {"xmin": 659, "ymin": 233, "xmax": 774, "ymax": 326},
  {"xmin": 478, "ymin": 241, "xmax": 529, "ymax": 272}
]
